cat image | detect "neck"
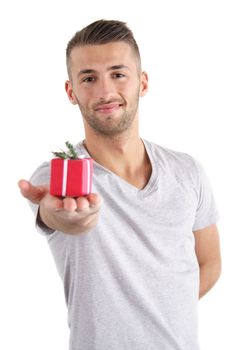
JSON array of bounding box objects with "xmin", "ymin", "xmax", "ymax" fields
[
  {"xmin": 84, "ymin": 130, "xmax": 143, "ymax": 170},
  {"xmin": 82, "ymin": 126, "xmax": 152, "ymax": 190}
]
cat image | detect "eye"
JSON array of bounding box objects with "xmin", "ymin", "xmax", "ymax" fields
[
  {"xmin": 112, "ymin": 73, "xmax": 126, "ymax": 79},
  {"xmin": 82, "ymin": 76, "xmax": 96, "ymax": 83}
]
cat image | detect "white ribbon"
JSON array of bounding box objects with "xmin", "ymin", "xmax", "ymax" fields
[
  {"xmin": 84, "ymin": 159, "xmax": 91, "ymax": 194},
  {"xmin": 61, "ymin": 158, "xmax": 91, "ymax": 196},
  {"xmin": 62, "ymin": 159, "xmax": 68, "ymax": 197}
]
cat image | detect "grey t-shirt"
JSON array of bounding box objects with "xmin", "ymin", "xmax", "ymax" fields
[{"xmin": 30, "ymin": 139, "xmax": 219, "ymax": 350}]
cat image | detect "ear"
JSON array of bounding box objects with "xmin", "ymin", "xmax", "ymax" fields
[
  {"xmin": 65, "ymin": 80, "xmax": 78, "ymax": 105},
  {"xmin": 139, "ymin": 71, "xmax": 149, "ymax": 97}
]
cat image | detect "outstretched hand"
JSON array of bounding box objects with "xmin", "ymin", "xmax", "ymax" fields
[{"xmin": 18, "ymin": 179, "xmax": 102, "ymax": 234}]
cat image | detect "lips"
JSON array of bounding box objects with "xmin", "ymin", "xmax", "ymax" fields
[{"xmin": 95, "ymin": 103, "xmax": 123, "ymax": 114}]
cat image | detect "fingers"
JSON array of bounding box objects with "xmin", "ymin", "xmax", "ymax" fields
[
  {"xmin": 76, "ymin": 197, "xmax": 91, "ymax": 210},
  {"xmin": 62, "ymin": 197, "xmax": 89, "ymax": 212},
  {"xmin": 18, "ymin": 179, "xmax": 48, "ymax": 204},
  {"xmin": 43, "ymin": 193, "xmax": 64, "ymax": 211},
  {"xmin": 86, "ymin": 193, "xmax": 103, "ymax": 208},
  {"xmin": 63, "ymin": 197, "xmax": 79, "ymax": 212},
  {"xmin": 62, "ymin": 193, "xmax": 103, "ymax": 212}
]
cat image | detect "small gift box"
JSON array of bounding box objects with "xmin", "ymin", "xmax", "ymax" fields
[{"xmin": 50, "ymin": 142, "xmax": 93, "ymax": 197}]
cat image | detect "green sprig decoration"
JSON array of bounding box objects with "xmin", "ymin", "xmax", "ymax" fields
[{"xmin": 52, "ymin": 141, "xmax": 78, "ymax": 159}]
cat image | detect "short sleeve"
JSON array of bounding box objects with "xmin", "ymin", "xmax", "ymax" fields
[{"xmin": 192, "ymin": 160, "xmax": 220, "ymax": 231}]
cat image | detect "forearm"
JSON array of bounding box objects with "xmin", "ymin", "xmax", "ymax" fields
[{"xmin": 199, "ymin": 262, "xmax": 221, "ymax": 299}]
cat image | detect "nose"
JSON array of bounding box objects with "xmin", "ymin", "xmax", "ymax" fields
[{"xmin": 96, "ymin": 76, "xmax": 116, "ymax": 102}]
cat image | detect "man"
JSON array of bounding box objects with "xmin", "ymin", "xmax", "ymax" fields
[{"xmin": 18, "ymin": 19, "xmax": 221, "ymax": 350}]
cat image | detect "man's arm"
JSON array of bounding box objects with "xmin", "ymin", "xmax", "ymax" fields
[{"xmin": 193, "ymin": 224, "xmax": 221, "ymax": 299}]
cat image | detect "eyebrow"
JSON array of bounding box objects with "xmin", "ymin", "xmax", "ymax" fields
[{"xmin": 77, "ymin": 65, "xmax": 129, "ymax": 77}]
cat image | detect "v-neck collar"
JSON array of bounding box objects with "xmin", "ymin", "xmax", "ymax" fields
[{"xmin": 76, "ymin": 138, "xmax": 159, "ymax": 198}]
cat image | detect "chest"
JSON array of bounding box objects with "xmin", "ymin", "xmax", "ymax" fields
[{"xmin": 110, "ymin": 158, "xmax": 152, "ymax": 190}]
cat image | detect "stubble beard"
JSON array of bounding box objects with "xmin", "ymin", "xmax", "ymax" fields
[{"xmin": 77, "ymin": 93, "xmax": 140, "ymax": 137}]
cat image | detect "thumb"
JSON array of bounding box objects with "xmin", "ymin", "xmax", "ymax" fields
[{"xmin": 18, "ymin": 179, "xmax": 49, "ymax": 204}]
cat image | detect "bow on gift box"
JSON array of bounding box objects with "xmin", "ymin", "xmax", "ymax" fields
[{"xmin": 50, "ymin": 141, "xmax": 93, "ymax": 197}]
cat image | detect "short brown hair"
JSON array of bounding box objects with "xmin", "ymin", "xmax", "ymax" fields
[{"xmin": 66, "ymin": 19, "xmax": 141, "ymax": 78}]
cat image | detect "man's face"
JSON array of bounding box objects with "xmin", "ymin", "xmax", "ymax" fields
[{"xmin": 66, "ymin": 42, "xmax": 148, "ymax": 137}]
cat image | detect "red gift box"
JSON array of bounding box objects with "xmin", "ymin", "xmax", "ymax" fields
[{"xmin": 50, "ymin": 157, "xmax": 93, "ymax": 197}]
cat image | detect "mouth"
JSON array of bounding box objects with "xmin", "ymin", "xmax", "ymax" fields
[{"xmin": 95, "ymin": 103, "xmax": 123, "ymax": 115}]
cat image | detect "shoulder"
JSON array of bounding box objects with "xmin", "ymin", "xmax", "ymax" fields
[
  {"xmin": 143, "ymin": 139, "xmax": 201, "ymax": 184},
  {"xmin": 144, "ymin": 139, "xmax": 198, "ymax": 169}
]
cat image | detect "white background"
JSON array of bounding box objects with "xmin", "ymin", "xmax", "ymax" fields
[{"xmin": 0, "ymin": 0, "xmax": 232, "ymax": 349}]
